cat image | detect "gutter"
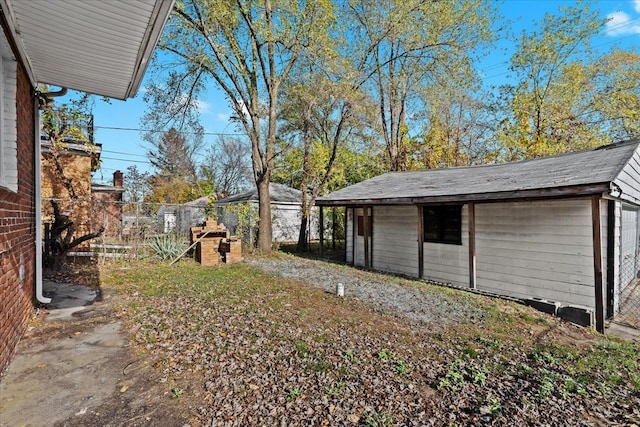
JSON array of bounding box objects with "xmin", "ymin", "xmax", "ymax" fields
[
  {"xmin": 34, "ymin": 86, "xmax": 69, "ymax": 303},
  {"xmin": 34, "ymin": 96, "xmax": 50, "ymax": 303}
]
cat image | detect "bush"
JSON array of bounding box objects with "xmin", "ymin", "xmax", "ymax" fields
[{"xmin": 148, "ymin": 234, "xmax": 184, "ymax": 260}]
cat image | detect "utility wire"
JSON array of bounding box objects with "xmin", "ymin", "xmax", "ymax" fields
[{"xmin": 94, "ymin": 125, "xmax": 243, "ymax": 137}]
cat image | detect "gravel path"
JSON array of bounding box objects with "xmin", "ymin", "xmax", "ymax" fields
[{"xmin": 248, "ymin": 255, "xmax": 485, "ymax": 327}]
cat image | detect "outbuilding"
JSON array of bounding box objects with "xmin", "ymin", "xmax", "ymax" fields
[
  {"xmin": 316, "ymin": 140, "xmax": 640, "ymax": 332},
  {"xmin": 216, "ymin": 182, "xmax": 318, "ymax": 243}
]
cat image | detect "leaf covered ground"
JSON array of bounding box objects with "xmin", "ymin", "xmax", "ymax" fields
[{"xmin": 100, "ymin": 254, "xmax": 640, "ymax": 426}]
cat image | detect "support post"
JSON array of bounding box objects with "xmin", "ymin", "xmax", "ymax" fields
[
  {"xmin": 591, "ymin": 195, "xmax": 605, "ymax": 333},
  {"xmin": 351, "ymin": 208, "xmax": 355, "ymax": 265},
  {"xmin": 606, "ymin": 200, "xmax": 615, "ymax": 318},
  {"xmin": 332, "ymin": 207, "xmax": 336, "ymax": 250},
  {"xmin": 468, "ymin": 202, "xmax": 476, "ymax": 289},
  {"xmin": 319, "ymin": 206, "xmax": 324, "ymax": 255},
  {"xmin": 363, "ymin": 205, "xmax": 370, "ymax": 269},
  {"xmin": 417, "ymin": 205, "xmax": 424, "ymax": 278}
]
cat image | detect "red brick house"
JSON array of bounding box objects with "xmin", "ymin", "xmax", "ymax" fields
[
  {"xmin": 91, "ymin": 170, "xmax": 125, "ymax": 240},
  {"xmin": 0, "ymin": 0, "xmax": 173, "ymax": 373}
]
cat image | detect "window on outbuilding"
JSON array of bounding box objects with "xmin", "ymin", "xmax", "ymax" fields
[{"xmin": 423, "ymin": 205, "xmax": 462, "ymax": 245}]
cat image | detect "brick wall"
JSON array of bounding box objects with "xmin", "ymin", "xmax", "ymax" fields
[{"xmin": 0, "ymin": 48, "xmax": 36, "ymax": 373}]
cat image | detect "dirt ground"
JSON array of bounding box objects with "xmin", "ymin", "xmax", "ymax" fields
[{"xmin": 0, "ymin": 286, "xmax": 191, "ymax": 427}]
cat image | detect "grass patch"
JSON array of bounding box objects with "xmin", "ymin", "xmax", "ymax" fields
[{"xmin": 95, "ymin": 257, "xmax": 640, "ymax": 425}]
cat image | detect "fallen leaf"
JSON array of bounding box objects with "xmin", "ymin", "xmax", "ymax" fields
[{"xmin": 347, "ymin": 414, "xmax": 360, "ymax": 423}]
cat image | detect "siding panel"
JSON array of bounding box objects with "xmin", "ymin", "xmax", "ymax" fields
[
  {"xmin": 346, "ymin": 208, "xmax": 353, "ymax": 264},
  {"xmin": 614, "ymin": 148, "xmax": 640, "ymax": 205},
  {"xmin": 476, "ymin": 199, "xmax": 595, "ymax": 309},
  {"xmin": 371, "ymin": 206, "xmax": 418, "ymax": 277}
]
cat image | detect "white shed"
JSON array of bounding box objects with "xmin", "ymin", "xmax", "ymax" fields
[
  {"xmin": 216, "ymin": 183, "xmax": 318, "ymax": 243},
  {"xmin": 317, "ymin": 140, "xmax": 640, "ymax": 332}
]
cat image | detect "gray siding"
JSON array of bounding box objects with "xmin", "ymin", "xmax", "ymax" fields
[
  {"xmin": 475, "ymin": 199, "xmax": 595, "ymax": 309},
  {"xmin": 217, "ymin": 201, "xmax": 312, "ymax": 243},
  {"xmin": 346, "ymin": 208, "xmax": 353, "ymax": 264},
  {"xmin": 612, "ymin": 201, "xmax": 622, "ymax": 314},
  {"xmin": 422, "ymin": 205, "xmax": 469, "ymax": 286},
  {"xmin": 372, "ymin": 206, "xmax": 419, "ymax": 277},
  {"xmin": 614, "ymin": 144, "xmax": 640, "ymax": 205}
]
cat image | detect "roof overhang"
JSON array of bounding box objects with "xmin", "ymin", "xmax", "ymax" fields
[
  {"xmin": 316, "ymin": 183, "xmax": 612, "ymax": 207},
  {"xmin": 0, "ymin": 0, "xmax": 174, "ymax": 100}
]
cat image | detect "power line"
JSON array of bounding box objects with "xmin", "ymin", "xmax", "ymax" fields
[
  {"xmin": 94, "ymin": 125, "xmax": 244, "ymax": 137},
  {"xmin": 101, "ymin": 149, "xmax": 148, "ymax": 158},
  {"xmin": 99, "ymin": 156, "xmax": 152, "ymax": 164}
]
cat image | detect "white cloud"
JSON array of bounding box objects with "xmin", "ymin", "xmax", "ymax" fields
[
  {"xmin": 605, "ymin": 10, "xmax": 640, "ymax": 36},
  {"xmin": 635, "ymin": 0, "xmax": 640, "ymax": 13},
  {"xmin": 195, "ymin": 99, "xmax": 210, "ymax": 114},
  {"xmin": 217, "ymin": 113, "xmax": 230, "ymax": 122}
]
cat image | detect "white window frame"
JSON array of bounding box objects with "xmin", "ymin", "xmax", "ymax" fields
[{"xmin": 0, "ymin": 30, "xmax": 17, "ymax": 193}]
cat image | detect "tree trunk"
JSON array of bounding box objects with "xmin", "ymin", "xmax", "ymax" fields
[
  {"xmin": 256, "ymin": 178, "xmax": 273, "ymax": 252},
  {"xmin": 297, "ymin": 215, "xmax": 309, "ymax": 252}
]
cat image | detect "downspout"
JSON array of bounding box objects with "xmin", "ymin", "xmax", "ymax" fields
[
  {"xmin": 34, "ymin": 94, "xmax": 50, "ymax": 303},
  {"xmin": 33, "ymin": 86, "xmax": 67, "ymax": 303}
]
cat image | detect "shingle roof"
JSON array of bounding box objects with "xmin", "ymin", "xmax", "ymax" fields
[
  {"xmin": 317, "ymin": 140, "xmax": 640, "ymax": 206},
  {"xmin": 216, "ymin": 183, "xmax": 302, "ymax": 205}
]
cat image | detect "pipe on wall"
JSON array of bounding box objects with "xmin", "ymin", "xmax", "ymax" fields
[{"xmin": 34, "ymin": 94, "xmax": 50, "ymax": 303}]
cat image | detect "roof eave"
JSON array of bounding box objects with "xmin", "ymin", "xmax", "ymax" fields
[
  {"xmin": 316, "ymin": 183, "xmax": 611, "ymax": 207},
  {"xmin": 0, "ymin": 0, "xmax": 174, "ymax": 100},
  {"xmin": 124, "ymin": 0, "xmax": 174, "ymax": 99}
]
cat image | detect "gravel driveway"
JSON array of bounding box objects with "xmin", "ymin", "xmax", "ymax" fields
[{"xmin": 248, "ymin": 255, "xmax": 485, "ymax": 327}]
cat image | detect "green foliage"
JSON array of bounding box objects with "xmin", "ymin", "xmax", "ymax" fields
[
  {"xmin": 377, "ymin": 349, "xmax": 392, "ymax": 361},
  {"xmin": 286, "ymin": 386, "xmax": 301, "ymax": 400},
  {"xmin": 324, "ymin": 381, "xmax": 346, "ymax": 397},
  {"xmin": 148, "ymin": 234, "xmax": 185, "ymax": 261},
  {"xmin": 361, "ymin": 410, "xmax": 394, "ymax": 427},
  {"xmin": 498, "ymin": 1, "xmax": 640, "ymax": 160},
  {"xmin": 347, "ymin": 0, "xmax": 499, "ymax": 171},
  {"xmin": 489, "ymin": 398, "xmax": 501, "ymax": 414},
  {"xmin": 220, "ymin": 202, "xmax": 259, "ymax": 243},
  {"xmin": 394, "ymin": 358, "xmax": 409, "ymax": 375},
  {"xmin": 294, "ymin": 341, "xmax": 309, "ymax": 355},
  {"xmin": 145, "ymin": 128, "xmax": 205, "ymax": 205},
  {"xmin": 438, "ymin": 359, "xmax": 467, "ymax": 393}
]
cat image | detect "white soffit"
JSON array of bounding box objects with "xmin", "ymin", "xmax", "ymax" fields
[{"xmin": 2, "ymin": 0, "xmax": 174, "ymax": 100}]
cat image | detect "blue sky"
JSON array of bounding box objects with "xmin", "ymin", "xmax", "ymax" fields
[{"xmin": 61, "ymin": 0, "xmax": 640, "ymax": 185}]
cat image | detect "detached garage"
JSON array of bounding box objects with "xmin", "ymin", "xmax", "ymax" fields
[{"xmin": 317, "ymin": 140, "xmax": 640, "ymax": 332}]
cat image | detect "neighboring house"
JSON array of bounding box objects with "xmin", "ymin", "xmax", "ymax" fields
[
  {"xmin": 40, "ymin": 136, "xmax": 102, "ymax": 250},
  {"xmin": 157, "ymin": 195, "xmax": 209, "ymax": 235},
  {"xmin": 216, "ymin": 183, "xmax": 319, "ymax": 243},
  {"xmin": 317, "ymin": 140, "xmax": 640, "ymax": 332},
  {"xmin": 41, "ymin": 115, "xmax": 125, "ymax": 243},
  {"xmin": 0, "ymin": 0, "xmax": 173, "ymax": 373},
  {"xmin": 91, "ymin": 170, "xmax": 125, "ymax": 240}
]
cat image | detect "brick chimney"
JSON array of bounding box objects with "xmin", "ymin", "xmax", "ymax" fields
[{"xmin": 113, "ymin": 170, "xmax": 123, "ymax": 188}]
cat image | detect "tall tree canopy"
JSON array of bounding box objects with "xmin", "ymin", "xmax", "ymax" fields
[
  {"xmin": 498, "ymin": 1, "xmax": 640, "ymax": 160},
  {"xmin": 200, "ymin": 136, "xmax": 252, "ymax": 196},
  {"xmin": 277, "ymin": 70, "xmax": 373, "ymax": 250},
  {"xmin": 347, "ymin": 0, "xmax": 498, "ymax": 171},
  {"xmin": 146, "ymin": 128, "xmax": 203, "ymax": 204},
  {"xmin": 145, "ymin": 0, "xmax": 335, "ymax": 252}
]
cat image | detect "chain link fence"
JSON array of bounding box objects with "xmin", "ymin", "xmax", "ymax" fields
[
  {"xmin": 614, "ymin": 206, "xmax": 640, "ymax": 329},
  {"xmin": 616, "ymin": 253, "xmax": 640, "ymax": 329},
  {"xmin": 42, "ymin": 198, "xmax": 344, "ymax": 262}
]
